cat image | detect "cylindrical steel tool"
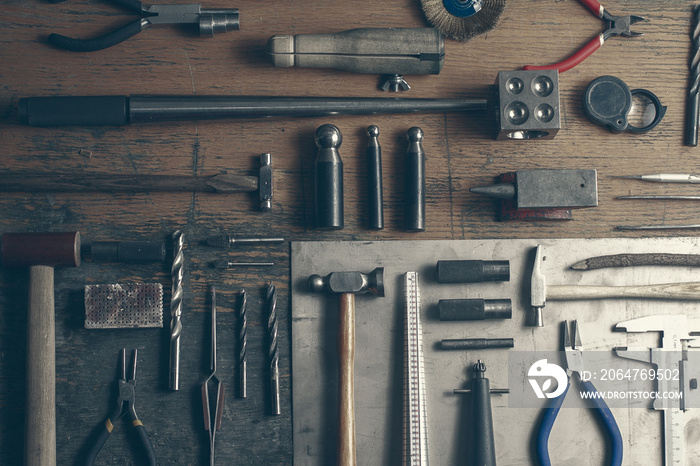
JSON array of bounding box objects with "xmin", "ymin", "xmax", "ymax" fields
[
  {"xmin": 436, "ymin": 260, "xmax": 510, "ymax": 283},
  {"xmin": 314, "ymin": 124, "xmax": 344, "ymax": 230},
  {"xmin": 438, "ymin": 298, "xmax": 512, "ymax": 321},
  {"xmin": 471, "ymin": 361, "xmax": 497, "ymax": 466},
  {"xmin": 267, "ymin": 28, "xmax": 444, "ymax": 91},
  {"xmin": 90, "ymin": 240, "xmax": 166, "ymax": 263},
  {"xmin": 405, "ymin": 127, "xmax": 426, "ymax": 231},
  {"xmin": 440, "ymin": 338, "xmax": 514, "ymax": 350},
  {"xmin": 18, "ymin": 95, "xmax": 487, "ymax": 126},
  {"xmin": 366, "ymin": 126, "xmax": 384, "ymax": 230}
]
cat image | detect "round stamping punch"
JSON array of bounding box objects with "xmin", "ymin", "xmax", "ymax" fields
[{"xmin": 583, "ymin": 75, "xmax": 666, "ymax": 133}]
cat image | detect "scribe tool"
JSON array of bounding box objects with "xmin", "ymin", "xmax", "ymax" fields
[
  {"xmin": 403, "ymin": 272, "xmax": 428, "ymax": 466},
  {"xmin": 613, "ymin": 173, "xmax": 700, "ymax": 183}
]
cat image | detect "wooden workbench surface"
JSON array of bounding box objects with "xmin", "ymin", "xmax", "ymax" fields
[{"xmin": 0, "ymin": 0, "xmax": 697, "ymax": 464}]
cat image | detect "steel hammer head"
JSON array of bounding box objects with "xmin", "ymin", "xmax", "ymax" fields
[
  {"xmin": 308, "ymin": 267, "xmax": 385, "ymax": 296},
  {"xmin": 2, "ymin": 232, "xmax": 81, "ymax": 268}
]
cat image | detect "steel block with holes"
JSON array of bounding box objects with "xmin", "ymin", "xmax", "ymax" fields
[{"xmin": 495, "ymin": 70, "xmax": 560, "ymax": 140}]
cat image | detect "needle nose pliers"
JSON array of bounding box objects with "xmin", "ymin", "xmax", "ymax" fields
[
  {"xmin": 536, "ymin": 320, "xmax": 623, "ymax": 466},
  {"xmin": 48, "ymin": 0, "xmax": 240, "ymax": 52},
  {"xmin": 83, "ymin": 349, "xmax": 156, "ymax": 466},
  {"xmin": 523, "ymin": 0, "xmax": 646, "ymax": 73}
]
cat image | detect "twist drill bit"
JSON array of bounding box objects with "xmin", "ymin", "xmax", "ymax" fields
[
  {"xmin": 169, "ymin": 230, "xmax": 185, "ymax": 391},
  {"xmin": 267, "ymin": 283, "xmax": 281, "ymax": 415},
  {"xmin": 239, "ymin": 290, "xmax": 248, "ymax": 399},
  {"xmin": 687, "ymin": 5, "xmax": 700, "ymax": 146}
]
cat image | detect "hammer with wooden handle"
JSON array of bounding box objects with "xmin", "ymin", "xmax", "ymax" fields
[
  {"xmin": 530, "ymin": 244, "xmax": 700, "ymax": 327},
  {"xmin": 2, "ymin": 232, "xmax": 81, "ymax": 466},
  {"xmin": 308, "ymin": 268, "xmax": 384, "ymax": 466}
]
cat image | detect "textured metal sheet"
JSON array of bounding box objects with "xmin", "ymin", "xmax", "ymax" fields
[
  {"xmin": 291, "ymin": 238, "xmax": 700, "ymax": 466},
  {"xmin": 85, "ymin": 283, "xmax": 163, "ymax": 329}
]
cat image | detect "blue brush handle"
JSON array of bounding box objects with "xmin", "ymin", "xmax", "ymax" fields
[
  {"xmin": 580, "ymin": 380, "xmax": 624, "ymax": 466},
  {"xmin": 535, "ymin": 383, "xmax": 569, "ymax": 466}
]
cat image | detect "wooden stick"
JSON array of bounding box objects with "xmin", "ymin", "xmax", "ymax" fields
[{"xmin": 337, "ymin": 293, "xmax": 356, "ymax": 466}]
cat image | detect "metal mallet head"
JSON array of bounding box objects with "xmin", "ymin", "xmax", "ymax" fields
[{"xmin": 308, "ymin": 267, "xmax": 385, "ymax": 296}]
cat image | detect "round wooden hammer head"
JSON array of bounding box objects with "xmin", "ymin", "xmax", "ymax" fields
[
  {"xmin": 308, "ymin": 267, "xmax": 385, "ymax": 297},
  {"xmin": 2, "ymin": 232, "xmax": 81, "ymax": 268}
]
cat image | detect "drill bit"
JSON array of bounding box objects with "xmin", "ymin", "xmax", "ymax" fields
[
  {"xmin": 169, "ymin": 230, "xmax": 185, "ymax": 391},
  {"xmin": 205, "ymin": 236, "xmax": 285, "ymax": 248},
  {"xmin": 201, "ymin": 286, "xmax": 224, "ymax": 466},
  {"xmin": 238, "ymin": 290, "xmax": 248, "ymax": 399},
  {"xmin": 687, "ymin": 4, "xmax": 700, "ymax": 146},
  {"xmin": 267, "ymin": 282, "xmax": 281, "ymax": 415}
]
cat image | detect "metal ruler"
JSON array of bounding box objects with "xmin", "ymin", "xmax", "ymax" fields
[{"xmin": 403, "ymin": 271, "xmax": 429, "ymax": 465}]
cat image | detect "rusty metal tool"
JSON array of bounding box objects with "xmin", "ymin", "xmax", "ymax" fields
[
  {"xmin": 615, "ymin": 315, "xmax": 700, "ymax": 466},
  {"xmin": 308, "ymin": 268, "xmax": 385, "ymax": 466},
  {"xmin": 201, "ymin": 286, "xmax": 224, "ymax": 466},
  {"xmin": 84, "ymin": 283, "xmax": 163, "ymax": 329}
]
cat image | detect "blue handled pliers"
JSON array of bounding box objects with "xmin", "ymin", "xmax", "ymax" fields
[{"xmin": 536, "ymin": 320, "xmax": 623, "ymax": 466}]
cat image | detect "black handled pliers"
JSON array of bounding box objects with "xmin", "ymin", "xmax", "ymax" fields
[
  {"xmin": 523, "ymin": 0, "xmax": 646, "ymax": 72},
  {"xmin": 83, "ymin": 349, "xmax": 157, "ymax": 466},
  {"xmin": 48, "ymin": 0, "xmax": 239, "ymax": 52}
]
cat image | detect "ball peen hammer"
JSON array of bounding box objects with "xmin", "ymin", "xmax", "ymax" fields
[
  {"xmin": 530, "ymin": 244, "xmax": 700, "ymax": 327},
  {"xmin": 308, "ymin": 267, "xmax": 385, "ymax": 466},
  {"xmin": 2, "ymin": 232, "xmax": 81, "ymax": 466}
]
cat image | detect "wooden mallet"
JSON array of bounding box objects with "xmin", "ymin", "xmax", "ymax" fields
[{"xmin": 2, "ymin": 232, "xmax": 81, "ymax": 466}]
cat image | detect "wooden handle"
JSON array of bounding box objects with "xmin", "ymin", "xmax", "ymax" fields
[
  {"xmin": 337, "ymin": 293, "xmax": 355, "ymax": 466},
  {"xmin": 547, "ymin": 282, "xmax": 700, "ymax": 301},
  {"xmin": 26, "ymin": 265, "xmax": 56, "ymax": 466}
]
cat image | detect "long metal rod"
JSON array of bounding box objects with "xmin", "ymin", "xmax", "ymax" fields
[
  {"xmin": 19, "ymin": 95, "xmax": 487, "ymax": 126},
  {"xmin": 0, "ymin": 173, "xmax": 258, "ymax": 193}
]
